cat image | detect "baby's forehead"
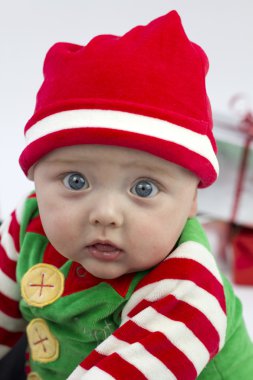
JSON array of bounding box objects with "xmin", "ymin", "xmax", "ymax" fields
[{"xmin": 41, "ymin": 144, "xmax": 195, "ymax": 178}]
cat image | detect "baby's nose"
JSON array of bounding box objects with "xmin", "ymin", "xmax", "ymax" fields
[{"xmin": 88, "ymin": 195, "xmax": 124, "ymax": 227}]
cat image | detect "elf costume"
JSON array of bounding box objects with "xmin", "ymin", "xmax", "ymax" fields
[
  {"xmin": 1, "ymin": 193, "xmax": 253, "ymax": 379},
  {"xmin": 0, "ymin": 10, "xmax": 253, "ymax": 380}
]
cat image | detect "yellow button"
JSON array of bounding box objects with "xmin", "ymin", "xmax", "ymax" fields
[
  {"xmin": 21, "ymin": 263, "xmax": 64, "ymax": 307},
  {"xmin": 27, "ymin": 318, "xmax": 59, "ymax": 363},
  {"xmin": 27, "ymin": 372, "xmax": 42, "ymax": 380}
]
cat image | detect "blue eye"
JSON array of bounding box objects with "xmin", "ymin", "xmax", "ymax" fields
[
  {"xmin": 131, "ymin": 180, "xmax": 158, "ymax": 198},
  {"xmin": 63, "ymin": 173, "xmax": 88, "ymax": 191}
]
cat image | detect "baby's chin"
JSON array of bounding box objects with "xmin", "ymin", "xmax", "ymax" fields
[
  {"xmin": 88, "ymin": 269, "xmax": 128, "ymax": 280},
  {"xmin": 84, "ymin": 264, "xmax": 134, "ymax": 280}
]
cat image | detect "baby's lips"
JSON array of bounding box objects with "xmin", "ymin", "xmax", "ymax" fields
[{"xmin": 91, "ymin": 243, "xmax": 120, "ymax": 252}]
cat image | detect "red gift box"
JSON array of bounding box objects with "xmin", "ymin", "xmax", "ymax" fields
[{"xmin": 232, "ymin": 227, "xmax": 253, "ymax": 285}]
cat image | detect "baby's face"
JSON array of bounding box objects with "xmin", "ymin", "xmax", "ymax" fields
[{"xmin": 33, "ymin": 145, "xmax": 198, "ymax": 279}]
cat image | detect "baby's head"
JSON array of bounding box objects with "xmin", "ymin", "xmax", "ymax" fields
[
  {"xmin": 19, "ymin": 11, "xmax": 218, "ymax": 278},
  {"xmin": 32, "ymin": 144, "xmax": 198, "ymax": 279}
]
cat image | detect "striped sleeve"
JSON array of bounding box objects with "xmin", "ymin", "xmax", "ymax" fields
[
  {"xmin": 0, "ymin": 199, "xmax": 27, "ymax": 359},
  {"xmin": 67, "ymin": 241, "xmax": 227, "ymax": 380}
]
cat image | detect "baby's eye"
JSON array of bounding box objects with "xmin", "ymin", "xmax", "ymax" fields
[
  {"xmin": 63, "ymin": 173, "xmax": 89, "ymax": 191},
  {"xmin": 131, "ymin": 180, "xmax": 158, "ymax": 198}
]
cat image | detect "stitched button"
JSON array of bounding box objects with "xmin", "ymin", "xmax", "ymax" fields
[
  {"xmin": 75, "ymin": 265, "xmax": 86, "ymax": 278},
  {"xmin": 27, "ymin": 318, "xmax": 59, "ymax": 363},
  {"xmin": 27, "ymin": 372, "xmax": 42, "ymax": 380},
  {"xmin": 21, "ymin": 263, "xmax": 64, "ymax": 307}
]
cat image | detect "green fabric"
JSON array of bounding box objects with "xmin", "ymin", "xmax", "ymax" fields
[{"xmin": 20, "ymin": 276, "xmax": 145, "ymax": 379}]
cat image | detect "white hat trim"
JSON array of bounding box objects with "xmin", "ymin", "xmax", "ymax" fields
[{"xmin": 25, "ymin": 109, "xmax": 219, "ymax": 174}]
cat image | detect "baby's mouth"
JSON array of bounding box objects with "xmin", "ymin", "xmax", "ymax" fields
[{"xmin": 86, "ymin": 242, "xmax": 123, "ymax": 261}]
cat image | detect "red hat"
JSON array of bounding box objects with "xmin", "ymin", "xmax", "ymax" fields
[{"xmin": 19, "ymin": 10, "xmax": 219, "ymax": 187}]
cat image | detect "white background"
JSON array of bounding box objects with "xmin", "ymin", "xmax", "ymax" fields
[{"xmin": 0, "ymin": 1, "xmax": 253, "ymax": 337}]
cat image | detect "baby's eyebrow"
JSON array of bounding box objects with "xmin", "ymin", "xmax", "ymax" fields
[
  {"xmin": 120, "ymin": 161, "xmax": 170, "ymax": 176},
  {"xmin": 45, "ymin": 156, "xmax": 179, "ymax": 178},
  {"xmin": 122, "ymin": 160, "xmax": 193, "ymax": 182}
]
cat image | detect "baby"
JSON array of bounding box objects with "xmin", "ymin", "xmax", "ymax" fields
[{"xmin": 1, "ymin": 10, "xmax": 253, "ymax": 380}]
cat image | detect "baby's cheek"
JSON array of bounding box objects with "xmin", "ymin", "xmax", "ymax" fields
[{"xmin": 41, "ymin": 217, "xmax": 65, "ymax": 249}]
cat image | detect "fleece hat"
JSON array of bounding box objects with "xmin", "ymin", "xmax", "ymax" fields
[{"xmin": 19, "ymin": 10, "xmax": 219, "ymax": 187}]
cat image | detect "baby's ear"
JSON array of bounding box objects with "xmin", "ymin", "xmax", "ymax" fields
[{"xmin": 189, "ymin": 189, "xmax": 198, "ymax": 217}]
